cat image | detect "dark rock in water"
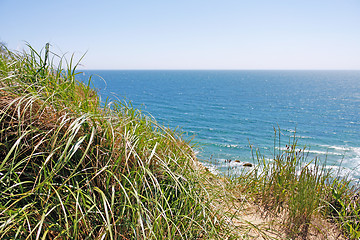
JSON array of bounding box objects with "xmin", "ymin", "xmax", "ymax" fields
[
  {"xmin": 234, "ymin": 160, "xmax": 241, "ymax": 163},
  {"xmin": 243, "ymin": 162, "xmax": 253, "ymax": 167}
]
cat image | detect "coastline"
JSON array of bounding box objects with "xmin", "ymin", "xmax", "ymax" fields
[
  {"xmin": 79, "ymin": 69, "xmax": 360, "ymax": 180},
  {"xmin": 1, "ymin": 44, "xmax": 358, "ymax": 239}
]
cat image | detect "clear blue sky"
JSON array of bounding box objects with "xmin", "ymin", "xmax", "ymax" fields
[{"xmin": 1, "ymin": 0, "xmax": 360, "ymax": 70}]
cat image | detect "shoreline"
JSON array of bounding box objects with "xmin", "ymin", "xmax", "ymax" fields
[{"xmin": 1, "ymin": 44, "xmax": 358, "ymax": 239}]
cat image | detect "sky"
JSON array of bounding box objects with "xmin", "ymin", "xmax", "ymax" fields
[{"xmin": 1, "ymin": 0, "xmax": 360, "ymax": 70}]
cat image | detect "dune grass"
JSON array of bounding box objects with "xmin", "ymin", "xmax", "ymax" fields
[
  {"xmin": 231, "ymin": 129, "xmax": 360, "ymax": 239},
  {"xmin": 0, "ymin": 43, "xmax": 243, "ymax": 239}
]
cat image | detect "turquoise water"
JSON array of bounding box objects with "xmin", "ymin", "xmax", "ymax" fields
[{"xmin": 79, "ymin": 70, "xmax": 360, "ymax": 178}]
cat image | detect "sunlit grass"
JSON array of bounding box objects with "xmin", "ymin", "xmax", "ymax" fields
[
  {"xmin": 232, "ymin": 129, "xmax": 360, "ymax": 239},
  {"xmin": 0, "ymin": 43, "xmax": 238, "ymax": 239}
]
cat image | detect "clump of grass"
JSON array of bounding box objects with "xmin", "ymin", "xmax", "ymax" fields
[
  {"xmin": 328, "ymin": 178, "xmax": 360, "ymax": 239},
  {"xmin": 233, "ymin": 128, "xmax": 360, "ymax": 239},
  {"xmin": 0, "ymin": 43, "xmax": 235, "ymax": 239}
]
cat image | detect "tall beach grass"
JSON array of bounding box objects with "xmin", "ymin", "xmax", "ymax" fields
[
  {"xmin": 0, "ymin": 43, "xmax": 239, "ymax": 239},
  {"xmin": 231, "ymin": 129, "xmax": 360, "ymax": 239}
]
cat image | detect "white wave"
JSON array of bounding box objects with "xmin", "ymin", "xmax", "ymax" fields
[
  {"xmin": 267, "ymin": 145, "xmax": 360, "ymax": 160},
  {"xmin": 198, "ymin": 145, "xmax": 360, "ymax": 180},
  {"xmin": 319, "ymin": 144, "xmax": 352, "ymax": 152},
  {"xmin": 307, "ymin": 149, "xmax": 343, "ymax": 156},
  {"xmin": 201, "ymin": 162, "xmax": 220, "ymax": 175},
  {"xmin": 297, "ymin": 135, "xmax": 313, "ymax": 139},
  {"xmin": 283, "ymin": 128, "xmax": 296, "ymax": 133},
  {"xmin": 352, "ymin": 147, "xmax": 360, "ymax": 155},
  {"xmin": 317, "ymin": 145, "xmax": 360, "ymax": 161},
  {"xmin": 323, "ymin": 165, "xmax": 360, "ymax": 180},
  {"xmin": 276, "ymin": 147, "xmax": 295, "ymax": 151},
  {"xmin": 227, "ymin": 161, "xmax": 253, "ymax": 167},
  {"xmin": 213, "ymin": 143, "xmax": 242, "ymax": 149},
  {"xmin": 275, "ymin": 146, "xmax": 306, "ymax": 153},
  {"xmin": 338, "ymin": 155, "xmax": 360, "ymax": 169}
]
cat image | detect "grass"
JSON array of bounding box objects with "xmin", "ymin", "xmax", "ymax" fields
[
  {"xmin": 231, "ymin": 129, "xmax": 360, "ymax": 239},
  {"xmin": 1, "ymin": 43, "xmax": 359, "ymax": 239},
  {"xmin": 0, "ymin": 43, "xmax": 240, "ymax": 239}
]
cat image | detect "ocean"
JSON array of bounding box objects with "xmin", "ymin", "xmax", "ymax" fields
[{"xmin": 78, "ymin": 70, "xmax": 360, "ymax": 179}]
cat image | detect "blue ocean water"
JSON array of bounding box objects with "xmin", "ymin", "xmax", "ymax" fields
[{"xmin": 79, "ymin": 70, "xmax": 360, "ymax": 178}]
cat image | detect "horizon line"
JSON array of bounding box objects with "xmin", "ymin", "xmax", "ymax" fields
[{"xmin": 77, "ymin": 68, "xmax": 360, "ymax": 71}]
